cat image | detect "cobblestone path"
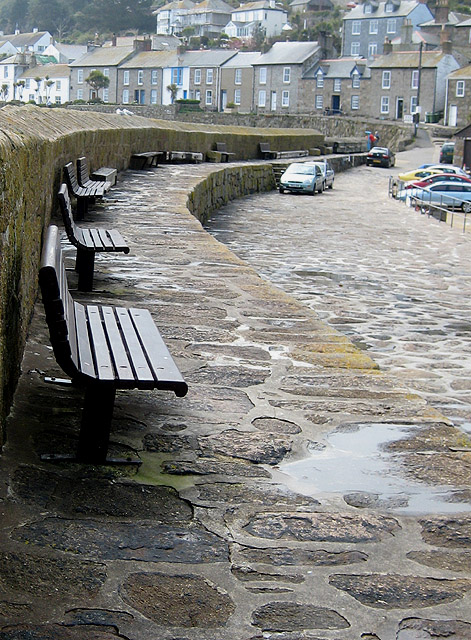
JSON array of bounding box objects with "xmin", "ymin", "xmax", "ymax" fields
[{"xmin": 1, "ymin": 156, "xmax": 470, "ymax": 640}]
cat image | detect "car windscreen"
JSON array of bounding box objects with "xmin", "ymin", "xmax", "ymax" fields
[{"xmin": 286, "ymin": 164, "xmax": 316, "ymax": 175}]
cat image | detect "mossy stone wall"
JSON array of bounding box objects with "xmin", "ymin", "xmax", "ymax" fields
[{"xmin": 0, "ymin": 105, "xmax": 323, "ymax": 447}]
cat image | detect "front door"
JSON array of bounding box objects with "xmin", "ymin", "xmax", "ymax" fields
[
  {"xmin": 331, "ymin": 95, "xmax": 340, "ymax": 113},
  {"xmin": 448, "ymin": 105, "xmax": 458, "ymax": 127},
  {"xmin": 396, "ymin": 98, "xmax": 403, "ymax": 120},
  {"xmin": 221, "ymin": 90, "xmax": 227, "ymax": 111},
  {"xmin": 271, "ymin": 90, "xmax": 277, "ymax": 111}
]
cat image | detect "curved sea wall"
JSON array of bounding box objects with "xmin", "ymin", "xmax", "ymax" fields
[{"xmin": 0, "ymin": 105, "xmax": 324, "ymax": 446}]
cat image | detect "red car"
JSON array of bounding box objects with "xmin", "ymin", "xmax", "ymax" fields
[{"xmin": 405, "ymin": 173, "xmax": 471, "ymax": 189}]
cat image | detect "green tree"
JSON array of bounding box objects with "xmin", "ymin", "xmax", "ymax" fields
[
  {"xmin": 85, "ymin": 69, "xmax": 109, "ymax": 100},
  {"xmin": 166, "ymin": 83, "xmax": 178, "ymax": 103},
  {"xmin": 0, "ymin": 83, "xmax": 9, "ymax": 103},
  {"xmin": 28, "ymin": 0, "xmax": 71, "ymax": 33}
]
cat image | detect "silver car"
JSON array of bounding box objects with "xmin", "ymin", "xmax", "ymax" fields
[
  {"xmin": 310, "ymin": 160, "xmax": 335, "ymax": 189},
  {"xmin": 279, "ymin": 162, "xmax": 325, "ymax": 195}
]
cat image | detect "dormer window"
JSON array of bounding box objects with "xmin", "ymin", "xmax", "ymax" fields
[
  {"xmin": 385, "ymin": 2, "xmax": 393, "ymax": 12},
  {"xmin": 352, "ymin": 70, "xmax": 360, "ymax": 88},
  {"xmin": 364, "ymin": 3, "xmax": 372, "ymax": 13},
  {"xmin": 316, "ymin": 69, "xmax": 324, "ymax": 88}
]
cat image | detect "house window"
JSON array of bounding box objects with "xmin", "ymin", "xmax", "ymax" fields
[
  {"xmin": 385, "ymin": 1, "xmax": 393, "ymax": 11},
  {"xmin": 194, "ymin": 68, "xmax": 201, "ymax": 84},
  {"xmin": 55, "ymin": 96, "xmax": 61, "ymax": 104},
  {"xmin": 234, "ymin": 88, "xmax": 241, "ymax": 105},
  {"xmin": 77, "ymin": 69, "xmax": 83, "ymax": 83},
  {"xmin": 103, "ymin": 88, "xmax": 109, "ymax": 102},
  {"xmin": 456, "ymin": 80, "xmax": 465, "ymax": 97},
  {"xmin": 382, "ymin": 70, "xmax": 391, "ymax": 89},
  {"xmin": 151, "ymin": 70, "xmax": 158, "ymax": 84},
  {"xmin": 56, "ymin": 80, "xmax": 61, "ymax": 90},
  {"xmin": 316, "ymin": 94, "xmax": 323, "ymax": 109},
  {"xmin": 351, "ymin": 42, "xmax": 360, "ymax": 56},
  {"xmin": 123, "ymin": 70, "xmax": 129, "ymax": 85},
  {"xmin": 316, "ymin": 72, "xmax": 324, "ymax": 88},
  {"xmin": 258, "ymin": 89, "xmax": 266, "ymax": 107},
  {"xmin": 205, "ymin": 89, "xmax": 212, "ymax": 105},
  {"xmin": 352, "ymin": 20, "xmax": 361, "ymax": 34},
  {"xmin": 77, "ymin": 88, "xmax": 83, "ymax": 100},
  {"xmin": 138, "ymin": 70, "xmax": 143, "ymax": 85},
  {"xmin": 351, "ymin": 95, "xmax": 359, "ymax": 110},
  {"xmin": 151, "ymin": 89, "xmax": 158, "ymax": 104},
  {"xmin": 122, "ymin": 89, "xmax": 129, "ymax": 103},
  {"xmin": 368, "ymin": 42, "xmax": 377, "ymax": 56},
  {"xmin": 381, "ymin": 96, "xmax": 389, "ymax": 113},
  {"xmin": 259, "ymin": 67, "xmax": 267, "ymax": 84},
  {"xmin": 283, "ymin": 67, "xmax": 291, "ymax": 83},
  {"xmin": 352, "ymin": 72, "xmax": 360, "ymax": 88},
  {"xmin": 206, "ymin": 68, "xmax": 213, "ymax": 84},
  {"xmin": 282, "ymin": 90, "xmax": 289, "ymax": 107},
  {"xmin": 411, "ymin": 69, "xmax": 419, "ymax": 89},
  {"xmin": 25, "ymin": 79, "xmax": 30, "ymax": 88},
  {"xmin": 386, "ymin": 18, "xmax": 396, "ymax": 33},
  {"xmin": 195, "ymin": 89, "xmax": 200, "ymax": 101},
  {"xmin": 333, "ymin": 78, "xmax": 341, "ymax": 92},
  {"xmin": 103, "ymin": 68, "xmax": 109, "ymax": 78},
  {"xmin": 364, "ymin": 3, "xmax": 372, "ymax": 13},
  {"xmin": 410, "ymin": 95, "xmax": 418, "ymax": 113},
  {"xmin": 369, "ymin": 19, "xmax": 378, "ymax": 34},
  {"xmin": 235, "ymin": 68, "xmax": 242, "ymax": 84},
  {"xmin": 172, "ymin": 67, "xmax": 183, "ymax": 85}
]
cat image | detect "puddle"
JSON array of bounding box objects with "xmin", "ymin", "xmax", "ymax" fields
[{"xmin": 279, "ymin": 422, "xmax": 471, "ymax": 514}]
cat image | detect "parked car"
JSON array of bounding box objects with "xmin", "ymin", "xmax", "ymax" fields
[
  {"xmin": 398, "ymin": 168, "xmax": 446, "ymax": 182},
  {"xmin": 407, "ymin": 182, "xmax": 471, "ymax": 213},
  {"xmin": 439, "ymin": 141, "xmax": 455, "ymax": 164},
  {"xmin": 425, "ymin": 164, "xmax": 467, "ymax": 176},
  {"xmin": 405, "ymin": 173, "xmax": 471, "ymax": 189},
  {"xmin": 279, "ymin": 162, "xmax": 324, "ymax": 195},
  {"xmin": 310, "ymin": 160, "xmax": 335, "ymax": 189},
  {"xmin": 366, "ymin": 147, "xmax": 395, "ymax": 168}
]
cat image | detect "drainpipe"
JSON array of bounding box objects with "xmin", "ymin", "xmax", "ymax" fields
[{"xmin": 444, "ymin": 76, "xmax": 449, "ymax": 125}]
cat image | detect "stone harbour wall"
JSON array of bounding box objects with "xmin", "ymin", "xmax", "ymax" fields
[{"xmin": 0, "ymin": 104, "xmax": 325, "ymax": 446}]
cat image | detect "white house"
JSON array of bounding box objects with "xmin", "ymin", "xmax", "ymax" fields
[
  {"xmin": 0, "ymin": 53, "xmax": 32, "ymax": 102},
  {"xmin": 20, "ymin": 64, "xmax": 70, "ymax": 104},
  {"xmin": 153, "ymin": 0, "xmax": 195, "ymax": 35},
  {"xmin": 225, "ymin": 0, "xmax": 288, "ymax": 40},
  {"xmin": 43, "ymin": 42, "xmax": 87, "ymax": 64},
  {"xmin": 1, "ymin": 30, "xmax": 52, "ymax": 54}
]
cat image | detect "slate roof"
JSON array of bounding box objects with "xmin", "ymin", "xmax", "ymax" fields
[
  {"xmin": 20, "ymin": 63, "xmax": 69, "ymax": 79},
  {"xmin": 344, "ymin": 0, "xmax": 427, "ymax": 20},
  {"xmin": 153, "ymin": 0, "xmax": 195, "ymax": 13},
  {"xmin": 253, "ymin": 41, "xmax": 320, "ymax": 65},
  {"xmin": 419, "ymin": 11, "xmax": 470, "ymax": 27},
  {"xmin": 304, "ymin": 57, "xmax": 370, "ymax": 78},
  {"xmin": 119, "ymin": 50, "xmax": 180, "ymax": 68},
  {"xmin": 369, "ymin": 50, "xmax": 450, "ymax": 68},
  {"xmin": 222, "ymin": 51, "xmax": 262, "ymax": 67},
  {"xmin": 233, "ymin": 0, "xmax": 286, "ymax": 11},
  {"xmin": 447, "ymin": 64, "xmax": 471, "ymax": 79},
  {"xmin": 191, "ymin": 0, "xmax": 233, "ymax": 13},
  {"xmin": 0, "ymin": 30, "xmax": 51, "ymax": 48},
  {"xmin": 70, "ymin": 46, "xmax": 135, "ymax": 67},
  {"xmin": 182, "ymin": 49, "xmax": 237, "ymax": 66}
]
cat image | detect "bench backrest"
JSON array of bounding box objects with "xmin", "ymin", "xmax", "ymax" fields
[
  {"xmin": 259, "ymin": 142, "xmax": 270, "ymax": 152},
  {"xmin": 39, "ymin": 225, "xmax": 79, "ymax": 379},
  {"xmin": 215, "ymin": 142, "xmax": 227, "ymax": 152},
  {"xmin": 64, "ymin": 162, "xmax": 81, "ymax": 193},
  {"xmin": 58, "ymin": 184, "xmax": 82, "ymax": 248},
  {"xmin": 77, "ymin": 157, "xmax": 90, "ymax": 186}
]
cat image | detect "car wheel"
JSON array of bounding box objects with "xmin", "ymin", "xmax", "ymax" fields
[
  {"xmin": 462, "ymin": 201, "xmax": 471, "ymax": 214},
  {"xmin": 318, "ymin": 183, "xmax": 324, "ymax": 194},
  {"xmin": 329, "ymin": 180, "xmax": 334, "ymax": 189},
  {"xmin": 310, "ymin": 185, "xmax": 316, "ymax": 196},
  {"xmin": 279, "ymin": 187, "xmax": 284, "ymax": 194}
]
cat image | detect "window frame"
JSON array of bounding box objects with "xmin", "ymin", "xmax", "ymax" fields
[
  {"xmin": 369, "ymin": 19, "xmax": 378, "ymax": 34},
  {"xmin": 206, "ymin": 68, "xmax": 213, "ymax": 84},
  {"xmin": 259, "ymin": 67, "xmax": 267, "ymax": 84},
  {"xmin": 382, "ymin": 70, "xmax": 391, "ymax": 89},
  {"xmin": 234, "ymin": 68, "xmax": 242, "ymax": 85},
  {"xmin": 381, "ymin": 95, "xmax": 389, "ymax": 114},
  {"xmin": 123, "ymin": 70, "xmax": 130, "ymax": 86},
  {"xmin": 283, "ymin": 67, "xmax": 291, "ymax": 83},
  {"xmin": 315, "ymin": 94, "xmax": 323, "ymax": 109},
  {"xmin": 281, "ymin": 89, "xmax": 289, "ymax": 107},
  {"xmin": 205, "ymin": 88, "xmax": 212, "ymax": 105},
  {"xmin": 352, "ymin": 20, "xmax": 361, "ymax": 35},
  {"xmin": 411, "ymin": 69, "xmax": 419, "ymax": 89},
  {"xmin": 258, "ymin": 89, "xmax": 266, "ymax": 107},
  {"xmin": 194, "ymin": 68, "xmax": 201, "ymax": 84},
  {"xmin": 351, "ymin": 94, "xmax": 359, "ymax": 110},
  {"xmin": 456, "ymin": 80, "xmax": 465, "ymax": 97}
]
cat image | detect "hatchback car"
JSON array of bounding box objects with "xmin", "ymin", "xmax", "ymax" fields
[
  {"xmin": 405, "ymin": 173, "xmax": 471, "ymax": 189},
  {"xmin": 309, "ymin": 160, "xmax": 335, "ymax": 189},
  {"xmin": 407, "ymin": 182, "xmax": 471, "ymax": 213},
  {"xmin": 279, "ymin": 162, "xmax": 324, "ymax": 195},
  {"xmin": 398, "ymin": 168, "xmax": 445, "ymax": 182},
  {"xmin": 425, "ymin": 164, "xmax": 467, "ymax": 176},
  {"xmin": 366, "ymin": 147, "xmax": 395, "ymax": 168},
  {"xmin": 439, "ymin": 141, "xmax": 455, "ymax": 164}
]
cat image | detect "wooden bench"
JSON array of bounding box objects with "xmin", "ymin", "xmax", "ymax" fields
[
  {"xmin": 206, "ymin": 142, "xmax": 236, "ymax": 163},
  {"xmin": 130, "ymin": 151, "xmax": 166, "ymax": 170},
  {"xmin": 39, "ymin": 224, "xmax": 188, "ymax": 465},
  {"xmin": 58, "ymin": 183, "xmax": 129, "ymax": 292},
  {"xmin": 167, "ymin": 151, "xmax": 204, "ymax": 164},
  {"xmin": 77, "ymin": 157, "xmax": 116, "ymax": 190},
  {"xmin": 63, "ymin": 162, "xmax": 108, "ymax": 220},
  {"xmin": 259, "ymin": 142, "xmax": 309, "ymax": 160}
]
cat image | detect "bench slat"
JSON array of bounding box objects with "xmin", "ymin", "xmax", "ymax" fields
[
  {"xmin": 90, "ymin": 228, "xmax": 106, "ymax": 249},
  {"xmin": 114, "ymin": 308, "xmax": 155, "ymax": 386},
  {"xmin": 129, "ymin": 308, "xmax": 187, "ymax": 395},
  {"xmin": 97, "ymin": 229, "xmax": 115, "ymax": 250},
  {"xmin": 80, "ymin": 228, "xmax": 97, "ymax": 249},
  {"xmin": 85, "ymin": 305, "xmax": 115, "ymax": 381},
  {"xmin": 101, "ymin": 306, "xmax": 135, "ymax": 383},
  {"xmin": 74, "ymin": 302, "xmax": 97, "ymax": 379},
  {"xmin": 107, "ymin": 229, "xmax": 129, "ymax": 252}
]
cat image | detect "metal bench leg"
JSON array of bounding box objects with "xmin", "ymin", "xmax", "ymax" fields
[
  {"xmin": 76, "ymin": 249, "xmax": 95, "ymax": 292},
  {"xmin": 78, "ymin": 384, "xmax": 115, "ymax": 464},
  {"xmin": 76, "ymin": 198, "xmax": 88, "ymax": 220}
]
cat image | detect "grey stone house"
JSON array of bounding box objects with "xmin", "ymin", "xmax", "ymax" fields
[
  {"xmin": 185, "ymin": 49, "xmax": 236, "ymax": 110},
  {"xmin": 252, "ymin": 41, "xmax": 321, "ymax": 114},
  {"xmin": 220, "ymin": 51, "xmax": 261, "ymax": 112},
  {"xmin": 187, "ymin": 0, "xmax": 233, "ymax": 37},
  {"xmin": 445, "ymin": 64, "xmax": 471, "ymax": 127},
  {"xmin": 300, "ymin": 57, "xmax": 370, "ymax": 115},
  {"xmin": 342, "ymin": 0, "xmax": 433, "ymax": 59},
  {"xmin": 367, "ymin": 44, "xmax": 460, "ymax": 120},
  {"xmin": 118, "ymin": 50, "xmax": 180, "ymax": 105}
]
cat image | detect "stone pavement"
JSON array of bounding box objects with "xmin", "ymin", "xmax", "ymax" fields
[{"xmin": 0, "ymin": 155, "xmax": 470, "ymax": 640}]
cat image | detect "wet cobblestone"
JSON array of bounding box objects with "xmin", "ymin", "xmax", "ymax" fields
[{"xmin": 1, "ymin": 153, "xmax": 470, "ymax": 639}]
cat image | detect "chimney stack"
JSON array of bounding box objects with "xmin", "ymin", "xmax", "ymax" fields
[
  {"xmin": 112, "ymin": 33, "xmax": 117, "ymax": 46},
  {"xmin": 383, "ymin": 37, "xmax": 393, "ymax": 54},
  {"xmin": 440, "ymin": 27, "xmax": 453, "ymax": 54},
  {"xmin": 434, "ymin": 0, "xmax": 449, "ymax": 24}
]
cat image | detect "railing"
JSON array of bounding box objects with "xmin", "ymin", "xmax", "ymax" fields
[{"xmin": 388, "ymin": 176, "xmax": 471, "ymax": 233}]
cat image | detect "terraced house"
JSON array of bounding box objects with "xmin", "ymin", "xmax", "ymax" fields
[
  {"xmin": 445, "ymin": 64, "xmax": 471, "ymax": 127},
  {"xmin": 342, "ymin": 0, "xmax": 433, "ymax": 59}
]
